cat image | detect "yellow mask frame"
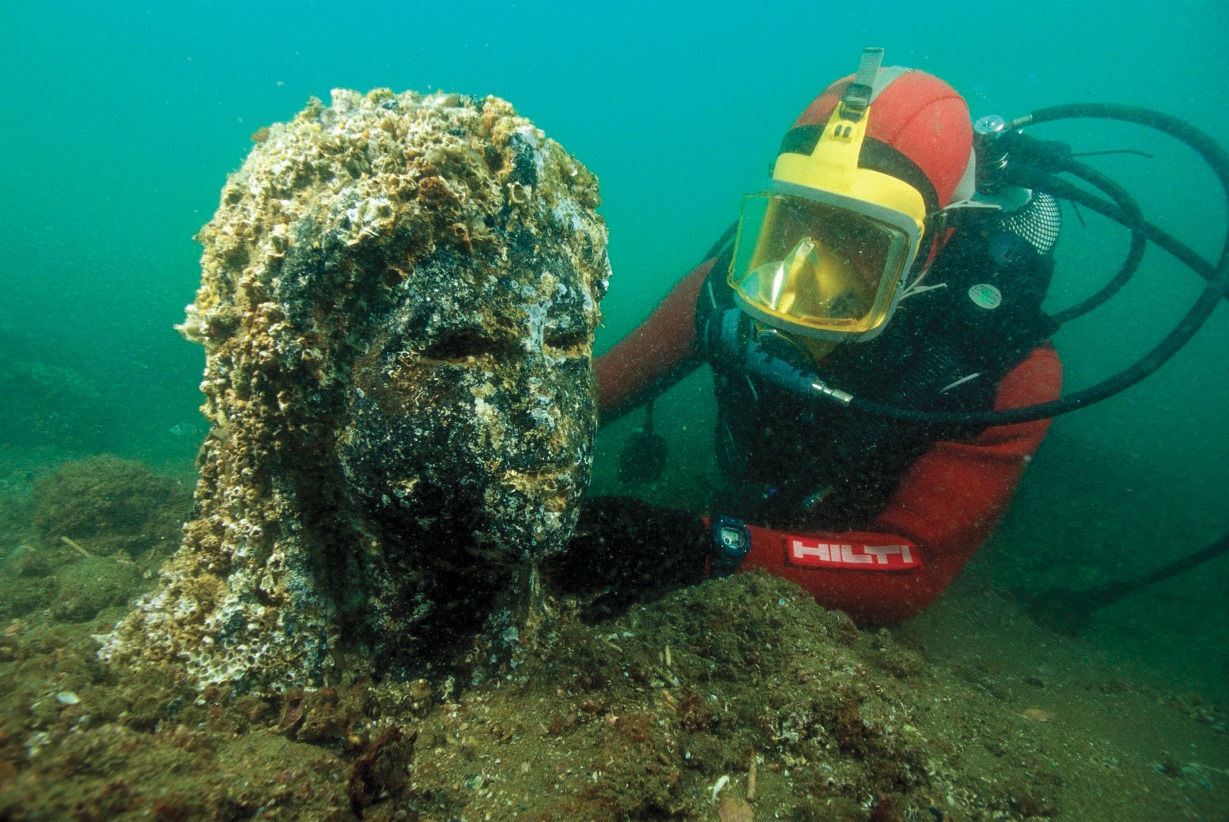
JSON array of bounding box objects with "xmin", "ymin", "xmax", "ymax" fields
[{"xmin": 727, "ymin": 47, "xmax": 931, "ymax": 343}]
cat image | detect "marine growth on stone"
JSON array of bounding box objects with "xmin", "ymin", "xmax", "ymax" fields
[{"xmin": 99, "ymin": 89, "xmax": 610, "ymax": 692}]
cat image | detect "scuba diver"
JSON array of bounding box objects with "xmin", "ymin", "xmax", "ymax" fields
[{"xmin": 550, "ymin": 47, "xmax": 1229, "ymax": 627}]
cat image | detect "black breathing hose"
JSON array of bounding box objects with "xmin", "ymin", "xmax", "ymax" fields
[
  {"xmin": 1012, "ymin": 141, "xmax": 1224, "ymax": 294},
  {"xmin": 1021, "ymin": 156, "xmax": 1148, "ymax": 325}
]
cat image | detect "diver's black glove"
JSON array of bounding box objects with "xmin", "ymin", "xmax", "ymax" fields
[{"xmin": 546, "ymin": 496, "xmax": 709, "ymax": 619}]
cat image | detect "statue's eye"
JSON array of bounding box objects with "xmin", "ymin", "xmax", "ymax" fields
[
  {"xmin": 422, "ymin": 330, "xmax": 503, "ymax": 362},
  {"xmin": 545, "ymin": 328, "xmax": 588, "ymax": 356}
]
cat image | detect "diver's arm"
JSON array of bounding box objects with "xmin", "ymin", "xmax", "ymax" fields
[
  {"xmin": 737, "ymin": 343, "xmax": 1063, "ymax": 623},
  {"xmin": 594, "ymin": 259, "xmax": 713, "ymax": 424}
]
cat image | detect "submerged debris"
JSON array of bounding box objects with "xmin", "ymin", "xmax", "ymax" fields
[{"xmin": 98, "ymin": 89, "xmax": 609, "ymax": 693}]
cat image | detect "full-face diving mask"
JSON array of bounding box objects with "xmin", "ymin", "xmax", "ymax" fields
[{"xmin": 729, "ymin": 48, "xmax": 930, "ymax": 342}]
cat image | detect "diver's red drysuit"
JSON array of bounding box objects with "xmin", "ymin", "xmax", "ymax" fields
[{"xmin": 596, "ymin": 259, "xmax": 1062, "ymax": 624}]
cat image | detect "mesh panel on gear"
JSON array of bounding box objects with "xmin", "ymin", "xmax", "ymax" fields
[{"xmin": 997, "ymin": 192, "xmax": 1062, "ymax": 256}]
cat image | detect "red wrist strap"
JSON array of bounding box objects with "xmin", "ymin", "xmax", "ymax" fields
[
  {"xmin": 700, "ymin": 517, "xmax": 921, "ymax": 573},
  {"xmin": 782, "ymin": 531, "xmax": 920, "ymax": 571},
  {"xmin": 701, "ymin": 518, "xmax": 924, "ymax": 623}
]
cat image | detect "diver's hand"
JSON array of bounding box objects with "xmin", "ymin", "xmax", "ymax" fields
[{"xmin": 546, "ymin": 496, "xmax": 709, "ymax": 617}]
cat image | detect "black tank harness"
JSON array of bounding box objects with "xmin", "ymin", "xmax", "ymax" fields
[{"xmin": 695, "ymin": 209, "xmax": 1058, "ymax": 530}]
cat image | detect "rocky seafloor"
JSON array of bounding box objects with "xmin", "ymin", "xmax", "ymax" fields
[{"xmin": 0, "ymin": 454, "xmax": 1225, "ymax": 821}]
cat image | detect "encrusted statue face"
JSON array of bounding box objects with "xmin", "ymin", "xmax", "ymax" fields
[
  {"xmin": 339, "ymin": 227, "xmax": 600, "ymax": 564},
  {"xmin": 232, "ymin": 94, "xmax": 610, "ymax": 572},
  {"xmin": 174, "ymin": 90, "xmax": 608, "ymax": 570},
  {"xmin": 105, "ymin": 90, "xmax": 610, "ymax": 690}
]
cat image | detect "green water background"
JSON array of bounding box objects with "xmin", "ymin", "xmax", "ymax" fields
[{"xmin": 1, "ymin": 2, "xmax": 1227, "ymax": 693}]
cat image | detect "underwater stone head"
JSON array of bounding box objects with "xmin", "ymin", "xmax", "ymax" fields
[{"xmin": 100, "ymin": 90, "xmax": 609, "ymax": 691}]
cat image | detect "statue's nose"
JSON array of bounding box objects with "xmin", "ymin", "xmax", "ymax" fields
[{"xmin": 502, "ymin": 360, "xmax": 565, "ymax": 467}]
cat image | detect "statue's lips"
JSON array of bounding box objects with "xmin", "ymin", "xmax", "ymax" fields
[
  {"xmin": 384, "ymin": 465, "xmax": 579, "ymax": 510},
  {"xmin": 494, "ymin": 466, "xmax": 579, "ymax": 505},
  {"xmin": 495, "ymin": 465, "xmax": 580, "ymax": 481}
]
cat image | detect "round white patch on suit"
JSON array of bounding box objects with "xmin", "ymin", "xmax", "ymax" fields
[{"xmin": 968, "ymin": 283, "xmax": 1002, "ymax": 309}]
